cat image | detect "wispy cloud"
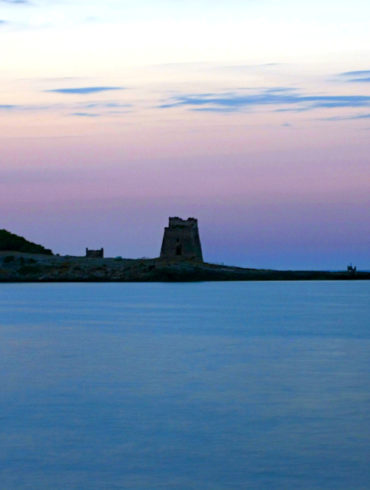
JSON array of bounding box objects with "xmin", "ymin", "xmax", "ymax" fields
[
  {"xmin": 46, "ymin": 86, "xmax": 125, "ymax": 95},
  {"xmin": 189, "ymin": 107, "xmax": 237, "ymax": 113},
  {"xmin": 0, "ymin": 103, "xmax": 63, "ymax": 113},
  {"xmin": 160, "ymin": 88, "xmax": 370, "ymax": 113},
  {"xmin": 71, "ymin": 112, "xmax": 101, "ymax": 118},
  {"xmin": 347, "ymin": 78, "xmax": 370, "ymax": 83},
  {"xmin": 322, "ymin": 113, "xmax": 370, "ymax": 121},
  {"xmin": 71, "ymin": 101, "xmax": 132, "ymax": 117},
  {"xmin": 0, "ymin": 104, "xmax": 18, "ymax": 110},
  {"xmin": 338, "ymin": 70, "xmax": 370, "ymax": 83},
  {"xmin": 80, "ymin": 102, "xmax": 131, "ymax": 109},
  {"xmin": 340, "ymin": 70, "xmax": 370, "ymax": 77},
  {"xmin": 349, "ymin": 113, "xmax": 370, "ymax": 119},
  {"xmin": 0, "ymin": 0, "xmax": 30, "ymax": 4},
  {"xmin": 0, "ymin": 100, "xmax": 132, "ymax": 117}
]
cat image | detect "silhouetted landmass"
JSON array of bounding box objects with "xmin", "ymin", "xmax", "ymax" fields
[
  {"xmin": 0, "ymin": 229, "xmax": 53, "ymax": 255},
  {"xmin": 0, "ymin": 228, "xmax": 368, "ymax": 282},
  {"xmin": 0, "ymin": 252, "xmax": 369, "ymax": 282}
]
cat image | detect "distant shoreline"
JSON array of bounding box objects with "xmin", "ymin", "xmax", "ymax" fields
[{"xmin": 1, "ymin": 252, "xmax": 369, "ymax": 282}]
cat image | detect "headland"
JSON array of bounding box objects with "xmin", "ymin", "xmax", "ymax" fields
[
  {"xmin": 0, "ymin": 252, "xmax": 369, "ymax": 283},
  {"xmin": 1, "ymin": 222, "xmax": 368, "ymax": 282}
]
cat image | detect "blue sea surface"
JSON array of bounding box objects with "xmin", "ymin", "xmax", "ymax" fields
[{"xmin": 0, "ymin": 281, "xmax": 369, "ymax": 489}]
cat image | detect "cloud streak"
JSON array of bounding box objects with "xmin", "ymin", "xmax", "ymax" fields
[
  {"xmin": 71, "ymin": 102, "xmax": 132, "ymax": 117},
  {"xmin": 160, "ymin": 88, "xmax": 370, "ymax": 113},
  {"xmin": 338, "ymin": 70, "xmax": 370, "ymax": 83},
  {"xmin": 0, "ymin": 104, "xmax": 18, "ymax": 110},
  {"xmin": 0, "ymin": 0, "xmax": 30, "ymax": 4},
  {"xmin": 71, "ymin": 112, "xmax": 101, "ymax": 118},
  {"xmin": 0, "ymin": 100, "xmax": 132, "ymax": 117},
  {"xmin": 46, "ymin": 86, "xmax": 125, "ymax": 95},
  {"xmin": 80, "ymin": 102, "xmax": 131, "ymax": 109},
  {"xmin": 340, "ymin": 70, "xmax": 370, "ymax": 77},
  {"xmin": 323, "ymin": 113, "xmax": 370, "ymax": 121},
  {"xmin": 347, "ymin": 77, "xmax": 370, "ymax": 83}
]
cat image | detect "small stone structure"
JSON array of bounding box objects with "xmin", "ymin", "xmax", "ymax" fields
[
  {"xmin": 160, "ymin": 217, "xmax": 203, "ymax": 261},
  {"xmin": 347, "ymin": 264, "xmax": 357, "ymax": 273},
  {"xmin": 86, "ymin": 248, "xmax": 104, "ymax": 258}
]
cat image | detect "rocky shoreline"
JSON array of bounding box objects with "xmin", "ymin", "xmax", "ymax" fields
[{"xmin": 0, "ymin": 252, "xmax": 369, "ymax": 282}]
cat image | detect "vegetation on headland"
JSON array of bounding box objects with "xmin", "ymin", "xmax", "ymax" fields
[
  {"xmin": 0, "ymin": 229, "xmax": 53, "ymax": 255},
  {"xmin": 0, "ymin": 252, "xmax": 369, "ymax": 282},
  {"xmin": 0, "ymin": 229, "xmax": 368, "ymax": 282}
]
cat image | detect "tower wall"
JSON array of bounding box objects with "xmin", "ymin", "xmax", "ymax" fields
[
  {"xmin": 160, "ymin": 217, "xmax": 203, "ymax": 261},
  {"xmin": 86, "ymin": 248, "xmax": 104, "ymax": 258}
]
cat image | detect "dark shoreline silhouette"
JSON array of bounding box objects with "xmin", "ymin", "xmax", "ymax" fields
[
  {"xmin": 0, "ymin": 252, "xmax": 369, "ymax": 282},
  {"xmin": 1, "ymin": 227, "xmax": 368, "ymax": 282}
]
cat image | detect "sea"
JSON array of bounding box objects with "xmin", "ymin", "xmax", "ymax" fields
[{"xmin": 0, "ymin": 281, "xmax": 369, "ymax": 489}]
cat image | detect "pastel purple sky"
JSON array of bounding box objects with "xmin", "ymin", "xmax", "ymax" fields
[{"xmin": 1, "ymin": 0, "xmax": 369, "ymax": 268}]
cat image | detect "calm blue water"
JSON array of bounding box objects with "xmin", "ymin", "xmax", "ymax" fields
[{"xmin": 0, "ymin": 281, "xmax": 369, "ymax": 489}]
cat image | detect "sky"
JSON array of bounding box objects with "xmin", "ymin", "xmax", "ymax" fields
[{"xmin": 1, "ymin": 0, "xmax": 369, "ymax": 269}]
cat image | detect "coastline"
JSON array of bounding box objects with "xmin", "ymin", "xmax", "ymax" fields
[{"xmin": 1, "ymin": 252, "xmax": 369, "ymax": 282}]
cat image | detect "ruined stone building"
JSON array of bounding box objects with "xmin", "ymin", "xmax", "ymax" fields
[
  {"xmin": 160, "ymin": 217, "xmax": 203, "ymax": 261},
  {"xmin": 85, "ymin": 248, "xmax": 104, "ymax": 258}
]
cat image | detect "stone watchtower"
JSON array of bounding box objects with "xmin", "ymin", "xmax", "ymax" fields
[
  {"xmin": 160, "ymin": 217, "xmax": 203, "ymax": 261},
  {"xmin": 85, "ymin": 248, "xmax": 104, "ymax": 258}
]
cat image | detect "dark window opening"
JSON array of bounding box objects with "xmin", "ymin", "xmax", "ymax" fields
[{"xmin": 176, "ymin": 243, "xmax": 182, "ymax": 256}]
